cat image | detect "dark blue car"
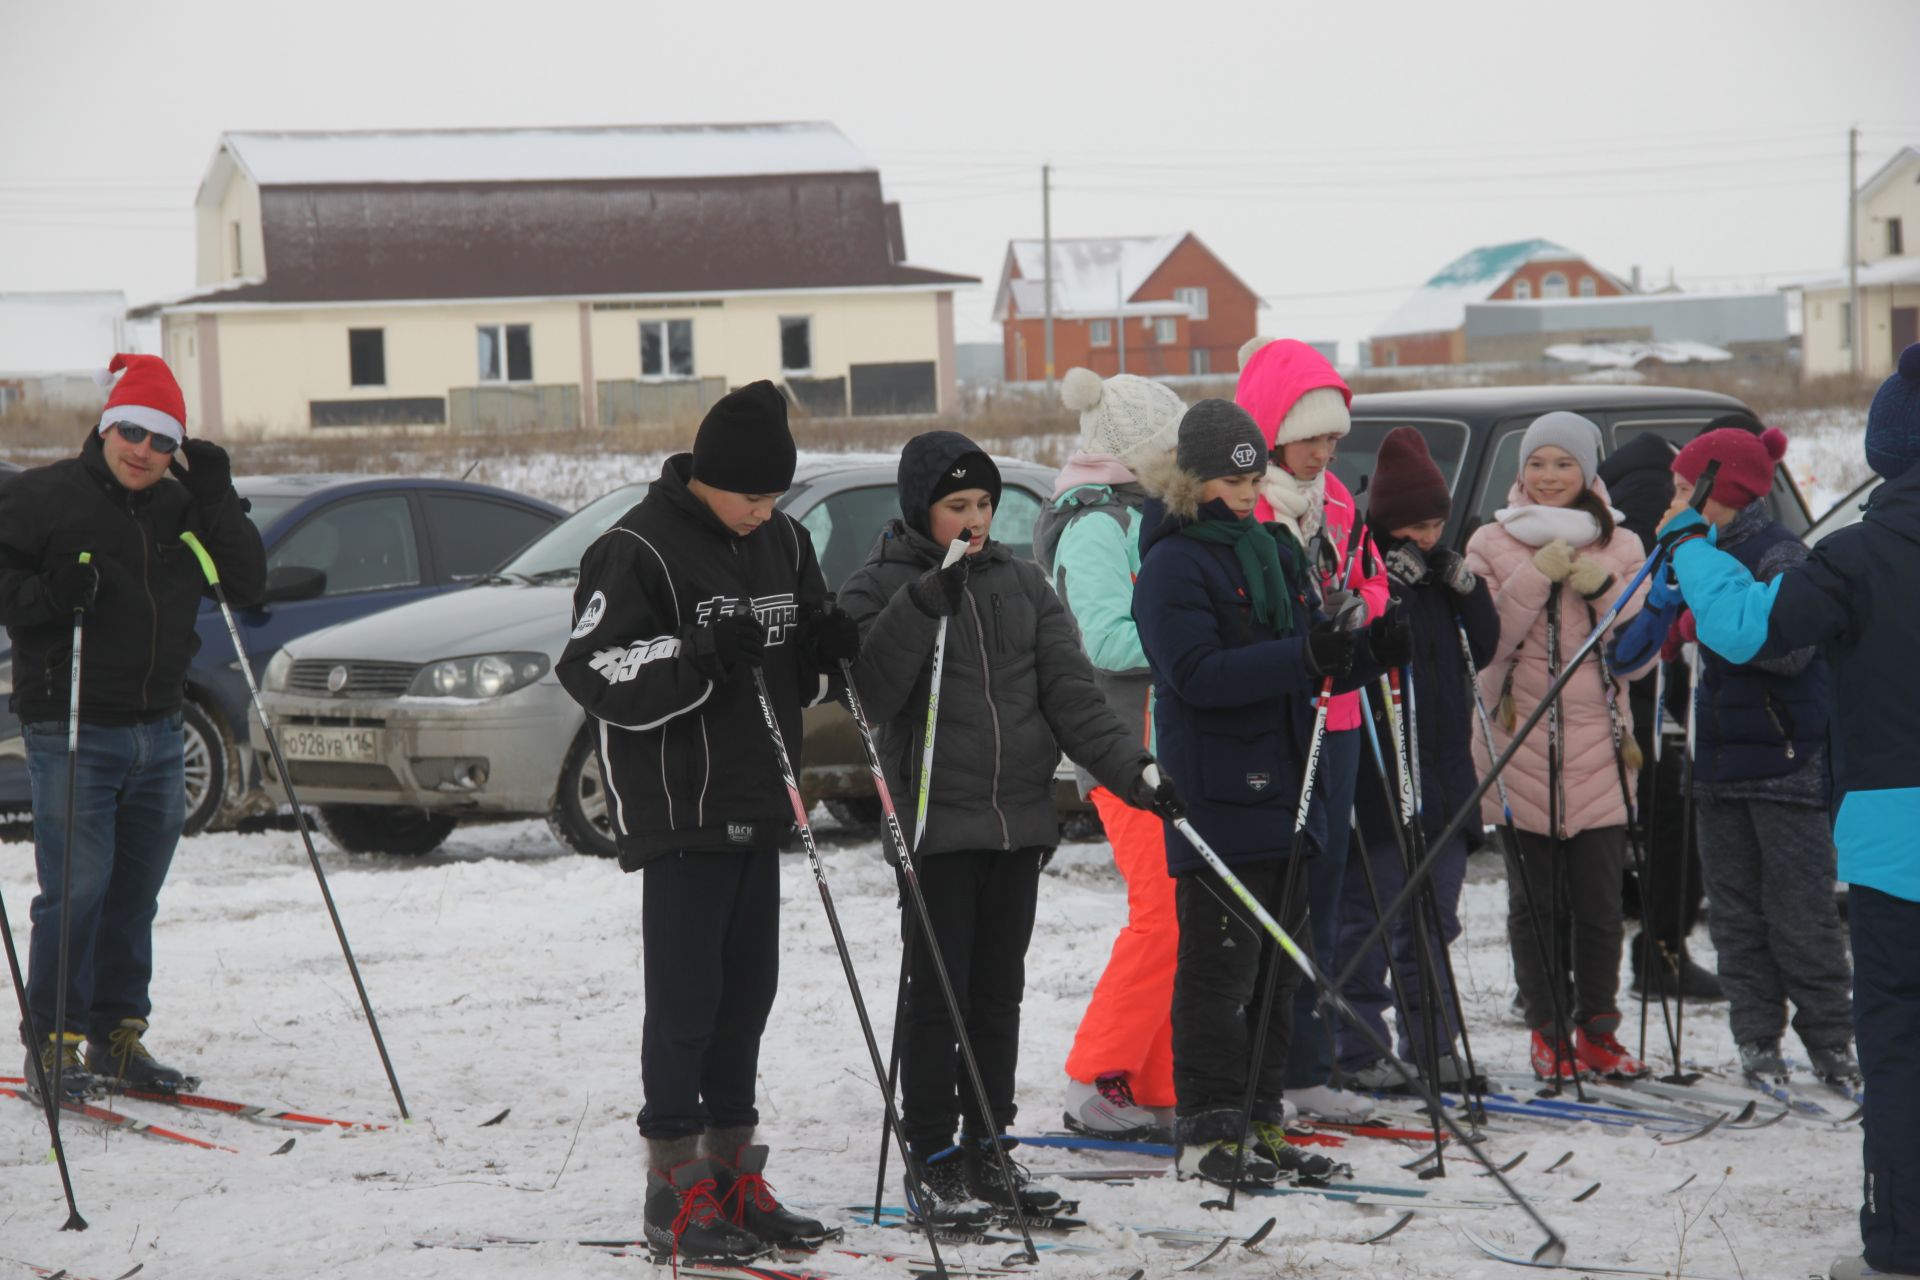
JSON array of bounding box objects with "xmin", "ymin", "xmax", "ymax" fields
[{"xmin": 0, "ymin": 473, "xmax": 563, "ymax": 831}]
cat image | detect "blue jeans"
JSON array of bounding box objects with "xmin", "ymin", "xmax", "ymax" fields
[
  {"xmin": 1283, "ymin": 726, "xmax": 1360, "ymax": 1090},
  {"xmin": 22, "ymin": 713, "xmax": 185, "ymax": 1042}
]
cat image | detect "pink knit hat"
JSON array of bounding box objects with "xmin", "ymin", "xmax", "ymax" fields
[{"xmin": 1234, "ymin": 337, "xmax": 1351, "ymax": 450}]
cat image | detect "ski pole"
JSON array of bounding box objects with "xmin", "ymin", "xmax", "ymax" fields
[
  {"xmin": 1667, "ymin": 642, "xmax": 1702, "ymax": 1086},
  {"xmin": 1542, "ymin": 587, "xmax": 1585, "ymax": 1098},
  {"xmin": 1334, "ymin": 462, "xmax": 1721, "ymax": 999},
  {"xmin": 1637, "ymin": 659, "xmax": 1667, "ymax": 1062},
  {"xmin": 1166, "ymin": 787, "xmax": 1566, "ymax": 1266},
  {"xmin": 871, "ymin": 911, "xmax": 913, "ymax": 1225},
  {"xmin": 1, "ymin": 871, "xmax": 85, "ymax": 1228},
  {"xmin": 49, "ymin": 551, "xmax": 91, "ymax": 1159},
  {"xmin": 912, "ymin": 539, "xmax": 969, "ymax": 853},
  {"xmin": 179, "ymin": 533, "xmax": 409, "ymax": 1120},
  {"xmin": 747, "ymin": 662, "xmax": 962, "ymax": 1276}
]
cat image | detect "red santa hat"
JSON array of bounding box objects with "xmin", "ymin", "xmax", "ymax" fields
[{"xmin": 96, "ymin": 353, "xmax": 186, "ymax": 446}]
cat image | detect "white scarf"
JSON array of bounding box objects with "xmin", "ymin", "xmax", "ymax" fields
[
  {"xmin": 1493, "ymin": 502, "xmax": 1623, "ymax": 549},
  {"xmin": 1261, "ymin": 467, "xmax": 1325, "ymax": 545}
]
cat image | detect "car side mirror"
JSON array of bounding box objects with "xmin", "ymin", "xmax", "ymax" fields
[{"xmin": 261, "ymin": 565, "xmax": 326, "ymax": 603}]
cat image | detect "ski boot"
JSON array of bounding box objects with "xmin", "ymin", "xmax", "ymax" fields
[
  {"xmin": 707, "ymin": 1135, "xmax": 838, "ymax": 1250},
  {"xmin": 23, "ymin": 1032, "xmax": 94, "ymax": 1103},
  {"xmin": 1287, "ymin": 1083, "xmax": 1375, "ymax": 1123},
  {"xmin": 905, "ymin": 1145, "xmax": 992, "ymax": 1229},
  {"xmin": 1738, "ymin": 1039, "xmax": 1789, "ymax": 1085},
  {"xmin": 1251, "ymin": 1118, "xmax": 1351, "ymax": 1187},
  {"xmin": 1063, "ymin": 1072, "xmax": 1162, "ymax": 1139},
  {"xmin": 1337, "ymin": 1055, "xmax": 1416, "ymax": 1093},
  {"xmin": 1530, "ymin": 1028, "xmax": 1586, "ymax": 1083},
  {"xmin": 964, "ymin": 1134, "xmax": 1066, "ymax": 1218},
  {"xmin": 1173, "ymin": 1108, "xmax": 1279, "ymax": 1188},
  {"xmin": 1806, "ymin": 1044, "xmax": 1863, "ymax": 1093},
  {"xmin": 1574, "ymin": 1014, "xmax": 1649, "ymax": 1080},
  {"xmin": 86, "ymin": 1018, "xmax": 193, "ymax": 1094},
  {"xmin": 643, "ymin": 1141, "xmax": 769, "ymax": 1265}
]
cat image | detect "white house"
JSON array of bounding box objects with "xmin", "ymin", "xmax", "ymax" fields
[
  {"xmin": 1792, "ymin": 145, "xmax": 1920, "ymax": 380},
  {"xmin": 130, "ymin": 123, "xmax": 977, "ymax": 436}
]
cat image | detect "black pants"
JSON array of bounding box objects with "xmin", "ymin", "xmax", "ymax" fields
[
  {"xmin": 899, "ymin": 848, "xmax": 1043, "ymax": 1151},
  {"xmin": 1504, "ymin": 827, "xmax": 1628, "ymax": 1032},
  {"xmin": 637, "ymin": 849, "xmax": 780, "ymax": 1140},
  {"xmin": 1625, "ymin": 674, "xmax": 1705, "ymax": 951},
  {"xmin": 1171, "ymin": 858, "xmax": 1309, "ymax": 1118},
  {"xmin": 1852, "ymin": 885, "xmax": 1920, "ymax": 1275}
]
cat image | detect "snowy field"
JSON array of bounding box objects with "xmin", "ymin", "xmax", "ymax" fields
[{"xmin": 0, "ymin": 820, "xmax": 1864, "ymax": 1280}]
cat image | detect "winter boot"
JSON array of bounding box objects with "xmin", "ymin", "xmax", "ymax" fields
[
  {"xmin": 963, "ymin": 1134, "xmax": 1065, "ymax": 1217},
  {"xmin": 642, "ymin": 1138, "xmax": 768, "ymax": 1264},
  {"xmin": 904, "ymin": 1144, "xmax": 992, "ymax": 1228},
  {"xmin": 1738, "ymin": 1039, "xmax": 1789, "ymax": 1084},
  {"xmin": 23, "ymin": 1032, "xmax": 94, "ymax": 1103},
  {"xmin": 1421, "ymin": 1048, "xmax": 1482, "ymax": 1091},
  {"xmin": 1529, "ymin": 1028, "xmax": 1585, "ymax": 1083},
  {"xmin": 86, "ymin": 1018, "xmax": 192, "ymax": 1094},
  {"xmin": 1063, "ymin": 1072, "xmax": 1161, "ymax": 1139},
  {"xmin": 706, "ymin": 1132, "xmax": 838, "ymax": 1250},
  {"xmin": 1250, "ymin": 1118, "xmax": 1351, "ymax": 1186},
  {"xmin": 1173, "ymin": 1110, "xmax": 1279, "ymax": 1188},
  {"xmin": 1574, "ymin": 1014, "xmax": 1649, "ymax": 1079},
  {"xmin": 1829, "ymin": 1254, "xmax": 1920, "ymax": 1279},
  {"xmin": 1286, "ymin": 1083, "xmax": 1375, "ymax": 1123},
  {"xmin": 1806, "ymin": 1044, "xmax": 1863, "ymax": 1091},
  {"xmin": 1337, "ymin": 1055, "xmax": 1417, "ymax": 1093}
]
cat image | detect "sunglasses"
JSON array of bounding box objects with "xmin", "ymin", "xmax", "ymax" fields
[{"xmin": 111, "ymin": 423, "xmax": 180, "ymax": 455}]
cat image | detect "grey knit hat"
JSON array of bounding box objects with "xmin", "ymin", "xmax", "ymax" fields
[
  {"xmin": 1177, "ymin": 399, "xmax": 1267, "ymax": 482},
  {"xmin": 1519, "ymin": 411, "xmax": 1603, "ymax": 484}
]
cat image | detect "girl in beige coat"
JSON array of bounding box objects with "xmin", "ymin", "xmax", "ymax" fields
[{"xmin": 1464, "ymin": 412, "xmax": 1654, "ymax": 1081}]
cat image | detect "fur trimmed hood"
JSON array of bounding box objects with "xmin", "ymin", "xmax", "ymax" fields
[{"xmin": 1133, "ymin": 451, "xmax": 1213, "ymax": 522}]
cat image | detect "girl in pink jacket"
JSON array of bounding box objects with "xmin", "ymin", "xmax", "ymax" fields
[
  {"xmin": 1236, "ymin": 338, "xmax": 1391, "ymax": 1122},
  {"xmin": 1464, "ymin": 412, "xmax": 1654, "ymax": 1082}
]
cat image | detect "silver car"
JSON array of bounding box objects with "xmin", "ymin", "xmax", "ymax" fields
[{"xmin": 251, "ymin": 456, "xmax": 1056, "ymax": 856}]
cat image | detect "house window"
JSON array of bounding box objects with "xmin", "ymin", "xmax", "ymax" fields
[
  {"xmin": 1089, "ymin": 320, "xmax": 1113, "ymax": 347},
  {"xmin": 641, "ymin": 319, "xmax": 695, "ymax": 379},
  {"xmin": 1174, "ymin": 287, "xmax": 1209, "ymax": 321},
  {"xmin": 1892, "ymin": 218, "xmax": 1906, "ymax": 257},
  {"xmin": 780, "ymin": 316, "xmax": 812, "ymax": 373},
  {"xmin": 1578, "ymin": 276, "xmax": 1597, "ymax": 298},
  {"xmin": 1541, "ymin": 272, "xmax": 1569, "ymax": 299},
  {"xmin": 1154, "ymin": 318, "xmax": 1177, "ymax": 344},
  {"xmin": 477, "ymin": 324, "xmax": 533, "ymax": 383},
  {"xmin": 348, "ymin": 329, "xmax": 385, "ymax": 387},
  {"xmin": 1189, "ymin": 349, "xmax": 1211, "ymax": 375},
  {"xmin": 229, "ymin": 222, "xmax": 243, "ymax": 277},
  {"xmin": 1840, "ymin": 301, "xmax": 1853, "ymax": 349},
  {"xmin": 1513, "ymin": 278, "xmax": 1533, "ymax": 301}
]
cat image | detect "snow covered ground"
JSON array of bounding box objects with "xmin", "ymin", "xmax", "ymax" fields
[{"xmin": 0, "ymin": 820, "xmax": 1864, "ymax": 1280}]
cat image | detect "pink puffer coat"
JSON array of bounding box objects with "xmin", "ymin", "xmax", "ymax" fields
[{"xmin": 1464, "ymin": 479, "xmax": 1653, "ymax": 837}]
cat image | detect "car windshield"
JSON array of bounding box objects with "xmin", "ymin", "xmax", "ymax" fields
[
  {"xmin": 499, "ymin": 483, "xmax": 650, "ymax": 581},
  {"xmin": 242, "ymin": 494, "xmax": 304, "ymax": 532}
]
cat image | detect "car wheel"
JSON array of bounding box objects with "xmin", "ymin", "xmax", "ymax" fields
[
  {"xmin": 317, "ymin": 803, "xmax": 456, "ymax": 856},
  {"xmin": 180, "ymin": 700, "xmax": 228, "ymax": 836},
  {"xmin": 549, "ymin": 731, "xmax": 618, "ymax": 858},
  {"xmin": 823, "ymin": 796, "xmax": 882, "ymax": 829}
]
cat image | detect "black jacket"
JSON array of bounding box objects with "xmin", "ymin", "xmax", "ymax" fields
[
  {"xmin": 0, "ymin": 433, "xmax": 266, "ymax": 725},
  {"xmin": 556, "ymin": 454, "xmax": 834, "ymax": 870},
  {"xmin": 1596, "ymin": 431, "xmax": 1678, "ymax": 553}
]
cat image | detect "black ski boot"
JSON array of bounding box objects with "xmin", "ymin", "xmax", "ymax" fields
[
  {"xmin": 707, "ymin": 1136, "xmax": 839, "ymax": 1249},
  {"xmin": 1251, "ymin": 1117, "xmax": 1352, "ymax": 1186},
  {"xmin": 963, "ymin": 1133, "xmax": 1066, "ymax": 1218},
  {"xmin": 24, "ymin": 1032, "xmax": 95, "ymax": 1103},
  {"xmin": 1173, "ymin": 1108, "xmax": 1280, "ymax": 1188},
  {"xmin": 1806, "ymin": 1043, "xmax": 1863, "ymax": 1091},
  {"xmin": 86, "ymin": 1018, "xmax": 192, "ymax": 1094},
  {"xmin": 1739, "ymin": 1038, "xmax": 1789, "ymax": 1085},
  {"xmin": 904, "ymin": 1144, "xmax": 992, "ymax": 1228},
  {"xmin": 643, "ymin": 1141, "xmax": 769, "ymax": 1265}
]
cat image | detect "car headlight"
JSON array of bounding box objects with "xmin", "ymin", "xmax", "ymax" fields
[
  {"xmin": 407, "ymin": 652, "xmax": 549, "ymax": 699},
  {"xmin": 263, "ymin": 649, "xmax": 293, "ymax": 692}
]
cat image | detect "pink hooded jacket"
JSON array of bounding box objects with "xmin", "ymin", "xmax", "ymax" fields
[
  {"xmin": 1237, "ymin": 340, "xmax": 1387, "ymax": 733},
  {"xmin": 1463, "ymin": 478, "xmax": 1654, "ymax": 837}
]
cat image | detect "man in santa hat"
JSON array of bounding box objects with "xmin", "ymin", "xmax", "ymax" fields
[{"xmin": 0, "ymin": 353, "xmax": 265, "ymax": 1099}]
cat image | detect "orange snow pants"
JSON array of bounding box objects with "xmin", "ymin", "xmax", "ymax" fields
[{"xmin": 1063, "ymin": 787, "xmax": 1178, "ymax": 1106}]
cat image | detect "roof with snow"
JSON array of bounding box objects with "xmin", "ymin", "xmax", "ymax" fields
[
  {"xmin": 1858, "ymin": 145, "xmax": 1920, "ymax": 202},
  {"xmin": 993, "ymin": 234, "xmax": 1187, "ymax": 322},
  {"xmin": 1544, "ymin": 340, "xmax": 1731, "ymax": 369},
  {"xmin": 1373, "ymin": 239, "xmax": 1611, "ymax": 339},
  {"xmin": 1784, "ymin": 257, "xmax": 1920, "ymax": 293}
]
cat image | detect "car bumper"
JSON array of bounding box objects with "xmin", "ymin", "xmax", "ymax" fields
[{"xmin": 250, "ymin": 680, "xmax": 580, "ymax": 815}]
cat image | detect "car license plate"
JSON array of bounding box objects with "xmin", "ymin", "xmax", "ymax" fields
[{"xmin": 280, "ymin": 727, "xmax": 379, "ymax": 762}]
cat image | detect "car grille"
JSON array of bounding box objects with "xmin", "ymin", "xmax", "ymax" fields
[
  {"xmin": 284, "ymin": 761, "xmax": 405, "ymax": 790},
  {"xmin": 287, "ymin": 659, "xmax": 419, "ymax": 698}
]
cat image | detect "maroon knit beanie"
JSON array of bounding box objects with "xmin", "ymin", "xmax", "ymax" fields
[
  {"xmin": 1672, "ymin": 426, "xmax": 1787, "ymax": 509},
  {"xmin": 1368, "ymin": 426, "xmax": 1451, "ymax": 531}
]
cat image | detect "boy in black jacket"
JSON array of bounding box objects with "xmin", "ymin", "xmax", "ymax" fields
[{"xmin": 557, "ymin": 382, "xmax": 860, "ymax": 1263}]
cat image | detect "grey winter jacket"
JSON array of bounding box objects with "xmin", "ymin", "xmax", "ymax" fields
[{"xmin": 839, "ymin": 518, "xmax": 1151, "ymax": 856}]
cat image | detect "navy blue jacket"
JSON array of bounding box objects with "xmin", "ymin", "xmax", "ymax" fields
[
  {"xmin": 1133, "ymin": 497, "xmax": 1382, "ymax": 874},
  {"xmin": 1352, "ymin": 543, "xmax": 1500, "ymax": 852}
]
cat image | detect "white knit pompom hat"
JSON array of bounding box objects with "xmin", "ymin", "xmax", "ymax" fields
[{"xmin": 1061, "ymin": 367, "xmax": 1185, "ymax": 465}]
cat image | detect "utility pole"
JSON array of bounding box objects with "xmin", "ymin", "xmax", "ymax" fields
[
  {"xmin": 1116, "ymin": 271, "xmax": 1127, "ymax": 375},
  {"xmin": 1848, "ymin": 126, "xmax": 1861, "ymax": 377},
  {"xmin": 1042, "ymin": 163, "xmax": 1055, "ymax": 392}
]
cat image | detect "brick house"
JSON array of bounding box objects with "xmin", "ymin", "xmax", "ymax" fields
[
  {"xmin": 992, "ymin": 233, "xmax": 1259, "ymax": 383},
  {"xmin": 1371, "ymin": 239, "xmax": 1629, "ymax": 368}
]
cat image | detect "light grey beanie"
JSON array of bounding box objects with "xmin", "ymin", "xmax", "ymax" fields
[
  {"xmin": 1061, "ymin": 367, "xmax": 1185, "ymax": 464},
  {"xmin": 1177, "ymin": 399, "xmax": 1268, "ymax": 482},
  {"xmin": 1519, "ymin": 411, "xmax": 1602, "ymax": 484}
]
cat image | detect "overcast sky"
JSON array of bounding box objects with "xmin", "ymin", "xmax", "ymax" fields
[{"xmin": 4, "ymin": 0, "xmax": 1917, "ymax": 353}]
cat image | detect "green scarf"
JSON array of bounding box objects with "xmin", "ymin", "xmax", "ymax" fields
[{"xmin": 1179, "ymin": 515, "xmax": 1301, "ymax": 632}]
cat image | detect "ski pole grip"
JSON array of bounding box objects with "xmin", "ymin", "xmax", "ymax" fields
[
  {"xmin": 78, "ymin": 552, "xmax": 91, "ymax": 565},
  {"xmin": 1688, "ymin": 460, "xmax": 1721, "ymax": 514},
  {"xmin": 179, "ymin": 531, "xmax": 219, "ymax": 586}
]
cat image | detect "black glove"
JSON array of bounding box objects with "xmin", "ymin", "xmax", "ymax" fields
[
  {"xmin": 1367, "ymin": 610, "xmax": 1415, "ymax": 669},
  {"xmin": 1428, "ymin": 546, "xmax": 1477, "ymax": 596},
  {"xmin": 907, "ymin": 556, "xmax": 969, "ymax": 619},
  {"xmin": 1383, "ymin": 542, "xmax": 1428, "ymax": 589},
  {"xmin": 797, "ymin": 604, "xmax": 861, "ymax": 666},
  {"xmin": 169, "ymin": 439, "xmax": 234, "ymax": 505},
  {"xmin": 1129, "ymin": 763, "xmax": 1184, "ymax": 820},
  {"xmin": 44, "ymin": 559, "xmax": 98, "ymax": 615},
  {"xmin": 1303, "ymin": 619, "xmax": 1356, "ymax": 679},
  {"xmin": 684, "ymin": 612, "xmax": 765, "ymax": 680}
]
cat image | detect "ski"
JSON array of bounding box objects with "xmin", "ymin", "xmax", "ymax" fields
[
  {"xmin": 1683, "ymin": 1060, "xmax": 1860, "ymax": 1122},
  {"xmin": 1621, "ymin": 1077, "xmax": 1791, "ymax": 1127},
  {"xmin": 0, "ymin": 1075, "xmax": 385, "ymax": 1133},
  {"xmin": 2, "ymin": 1260, "xmax": 143, "ymax": 1280},
  {"xmin": 1788, "ymin": 1059, "xmax": 1866, "ymax": 1110},
  {"xmin": 1462, "ymin": 1225, "xmax": 1744, "ymax": 1279},
  {"xmin": 1429, "ymin": 1090, "xmax": 1723, "ymax": 1138},
  {"xmin": 0, "ymin": 1085, "xmax": 238, "ymax": 1153},
  {"xmin": 859, "ymin": 1205, "xmax": 1276, "ymax": 1250},
  {"xmin": 1033, "ymin": 1168, "xmax": 1516, "ymax": 1211}
]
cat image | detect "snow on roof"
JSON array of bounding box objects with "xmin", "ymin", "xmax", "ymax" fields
[
  {"xmin": 1544, "ymin": 339, "xmax": 1731, "ymax": 369},
  {"xmin": 1373, "ymin": 238, "xmax": 1590, "ymax": 338},
  {"xmin": 999, "ymin": 235, "xmax": 1186, "ymax": 319},
  {"xmin": 1785, "ymin": 257, "xmax": 1920, "ymax": 293},
  {"xmin": 219, "ymin": 122, "xmax": 873, "ymax": 187},
  {"xmin": 0, "ymin": 291, "xmax": 126, "ymax": 376},
  {"xmin": 1005, "ymin": 277, "xmax": 1189, "ymax": 319}
]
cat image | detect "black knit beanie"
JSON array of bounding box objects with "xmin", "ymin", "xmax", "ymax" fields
[{"xmin": 691, "ymin": 380, "xmax": 796, "ymax": 493}]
